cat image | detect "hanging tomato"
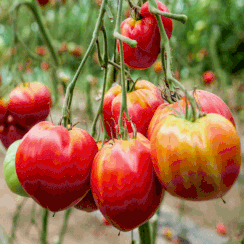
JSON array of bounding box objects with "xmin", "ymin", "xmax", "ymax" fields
[
  {"xmin": 103, "ymin": 80, "xmax": 164, "ymax": 138},
  {"xmin": 150, "ymin": 113, "xmax": 241, "ymax": 201},
  {"xmin": 15, "ymin": 121, "xmax": 98, "ymax": 212},
  {"xmin": 91, "ymin": 133, "xmax": 165, "ymax": 231}
]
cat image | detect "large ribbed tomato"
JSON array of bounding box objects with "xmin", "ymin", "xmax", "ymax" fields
[
  {"xmin": 8, "ymin": 82, "xmax": 52, "ymax": 129},
  {"xmin": 147, "ymin": 90, "xmax": 235, "ymax": 140},
  {"xmin": 103, "ymin": 80, "xmax": 164, "ymax": 138},
  {"xmin": 150, "ymin": 113, "xmax": 241, "ymax": 201},
  {"xmin": 15, "ymin": 121, "xmax": 98, "ymax": 212},
  {"xmin": 91, "ymin": 133, "xmax": 165, "ymax": 231},
  {"xmin": 118, "ymin": 1, "xmax": 173, "ymax": 69}
]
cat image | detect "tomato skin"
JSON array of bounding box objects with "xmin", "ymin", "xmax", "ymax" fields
[
  {"xmin": 150, "ymin": 114, "xmax": 241, "ymax": 201},
  {"xmin": 3, "ymin": 140, "xmax": 29, "ymax": 197},
  {"xmin": 8, "ymin": 82, "xmax": 52, "ymax": 129},
  {"xmin": 103, "ymin": 80, "xmax": 164, "ymax": 138},
  {"xmin": 147, "ymin": 90, "xmax": 235, "ymax": 140},
  {"xmin": 37, "ymin": 0, "xmax": 49, "ymax": 6},
  {"xmin": 118, "ymin": 16, "xmax": 160, "ymax": 69},
  {"xmin": 118, "ymin": 1, "xmax": 172, "ymax": 70},
  {"xmin": 15, "ymin": 121, "xmax": 98, "ymax": 212},
  {"xmin": 74, "ymin": 190, "xmax": 98, "ymax": 212},
  {"xmin": 140, "ymin": 1, "xmax": 173, "ymax": 39},
  {"xmin": 0, "ymin": 99, "xmax": 8, "ymax": 123},
  {"xmin": 91, "ymin": 133, "xmax": 165, "ymax": 231}
]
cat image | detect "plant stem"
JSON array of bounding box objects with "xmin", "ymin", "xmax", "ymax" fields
[
  {"xmin": 40, "ymin": 209, "xmax": 49, "ymax": 244},
  {"xmin": 150, "ymin": 7, "xmax": 187, "ymax": 24},
  {"xmin": 91, "ymin": 25, "xmax": 109, "ymax": 141},
  {"xmin": 148, "ymin": 0, "xmax": 198, "ymax": 121},
  {"xmin": 114, "ymin": 0, "xmax": 130, "ymax": 139},
  {"xmin": 56, "ymin": 208, "xmax": 73, "ymax": 244},
  {"xmin": 138, "ymin": 221, "xmax": 153, "ymax": 244},
  {"xmin": 60, "ymin": 0, "xmax": 108, "ymax": 127},
  {"xmin": 8, "ymin": 198, "xmax": 27, "ymax": 244}
]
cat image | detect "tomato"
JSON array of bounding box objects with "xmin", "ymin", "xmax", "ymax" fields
[
  {"xmin": 150, "ymin": 113, "xmax": 241, "ymax": 201},
  {"xmin": 103, "ymin": 80, "xmax": 164, "ymax": 138},
  {"xmin": 74, "ymin": 190, "xmax": 98, "ymax": 212},
  {"xmin": 8, "ymin": 82, "xmax": 52, "ymax": 129},
  {"xmin": 118, "ymin": 1, "xmax": 172, "ymax": 69},
  {"xmin": 0, "ymin": 99, "xmax": 8, "ymax": 123},
  {"xmin": 147, "ymin": 90, "xmax": 235, "ymax": 139},
  {"xmin": 202, "ymin": 71, "xmax": 215, "ymax": 85},
  {"xmin": 91, "ymin": 133, "xmax": 165, "ymax": 231},
  {"xmin": 37, "ymin": 0, "xmax": 49, "ymax": 6},
  {"xmin": 0, "ymin": 116, "xmax": 28, "ymax": 149},
  {"xmin": 3, "ymin": 140, "xmax": 29, "ymax": 197},
  {"xmin": 15, "ymin": 121, "xmax": 98, "ymax": 212}
]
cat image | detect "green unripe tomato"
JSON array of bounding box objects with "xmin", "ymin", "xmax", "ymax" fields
[{"xmin": 3, "ymin": 140, "xmax": 29, "ymax": 197}]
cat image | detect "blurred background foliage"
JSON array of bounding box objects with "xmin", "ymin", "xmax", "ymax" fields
[{"xmin": 0, "ymin": 0, "xmax": 243, "ymax": 125}]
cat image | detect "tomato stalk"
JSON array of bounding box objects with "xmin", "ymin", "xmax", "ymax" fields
[
  {"xmin": 114, "ymin": 0, "xmax": 131, "ymax": 139},
  {"xmin": 60, "ymin": 0, "xmax": 108, "ymax": 127},
  {"xmin": 148, "ymin": 0, "xmax": 199, "ymax": 122},
  {"xmin": 40, "ymin": 209, "xmax": 49, "ymax": 244},
  {"xmin": 8, "ymin": 198, "xmax": 27, "ymax": 244},
  {"xmin": 56, "ymin": 208, "xmax": 73, "ymax": 244},
  {"xmin": 91, "ymin": 25, "xmax": 109, "ymax": 144},
  {"xmin": 138, "ymin": 221, "xmax": 153, "ymax": 244}
]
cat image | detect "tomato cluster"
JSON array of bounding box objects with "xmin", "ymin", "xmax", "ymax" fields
[
  {"xmin": 3, "ymin": 0, "xmax": 242, "ymax": 235},
  {"xmin": 0, "ymin": 82, "xmax": 52, "ymax": 148}
]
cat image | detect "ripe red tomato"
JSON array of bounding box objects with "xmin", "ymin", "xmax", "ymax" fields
[
  {"xmin": 150, "ymin": 113, "xmax": 241, "ymax": 201},
  {"xmin": 37, "ymin": 0, "xmax": 49, "ymax": 6},
  {"xmin": 147, "ymin": 90, "xmax": 235, "ymax": 139},
  {"xmin": 91, "ymin": 133, "xmax": 165, "ymax": 231},
  {"xmin": 202, "ymin": 71, "xmax": 215, "ymax": 85},
  {"xmin": 215, "ymin": 223, "xmax": 227, "ymax": 235},
  {"xmin": 74, "ymin": 190, "xmax": 98, "ymax": 212},
  {"xmin": 118, "ymin": 1, "xmax": 172, "ymax": 69},
  {"xmin": 8, "ymin": 82, "xmax": 52, "ymax": 129},
  {"xmin": 103, "ymin": 80, "xmax": 164, "ymax": 138},
  {"xmin": 0, "ymin": 99, "xmax": 8, "ymax": 123},
  {"xmin": 15, "ymin": 121, "xmax": 98, "ymax": 212}
]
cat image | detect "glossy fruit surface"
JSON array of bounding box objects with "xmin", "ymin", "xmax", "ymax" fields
[
  {"xmin": 8, "ymin": 82, "xmax": 52, "ymax": 128},
  {"xmin": 3, "ymin": 140, "xmax": 29, "ymax": 197},
  {"xmin": 15, "ymin": 121, "xmax": 98, "ymax": 212},
  {"xmin": 140, "ymin": 1, "xmax": 173, "ymax": 39},
  {"xmin": 103, "ymin": 80, "xmax": 164, "ymax": 138},
  {"xmin": 37, "ymin": 0, "xmax": 49, "ymax": 6},
  {"xmin": 150, "ymin": 113, "xmax": 241, "ymax": 201},
  {"xmin": 118, "ymin": 1, "xmax": 172, "ymax": 69},
  {"xmin": 147, "ymin": 90, "xmax": 235, "ymax": 139},
  {"xmin": 91, "ymin": 133, "xmax": 165, "ymax": 231},
  {"xmin": 203, "ymin": 71, "xmax": 215, "ymax": 85},
  {"xmin": 74, "ymin": 190, "xmax": 98, "ymax": 212}
]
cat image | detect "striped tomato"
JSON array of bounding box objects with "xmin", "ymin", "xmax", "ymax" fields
[
  {"xmin": 150, "ymin": 113, "xmax": 241, "ymax": 201},
  {"xmin": 91, "ymin": 133, "xmax": 165, "ymax": 231},
  {"xmin": 103, "ymin": 80, "xmax": 164, "ymax": 138},
  {"xmin": 147, "ymin": 90, "xmax": 235, "ymax": 140}
]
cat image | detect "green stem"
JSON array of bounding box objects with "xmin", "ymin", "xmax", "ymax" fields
[
  {"xmin": 8, "ymin": 198, "xmax": 27, "ymax": 244},
  {"xmin": 60, "ymin": 0, "xmax": 108, "ymax": 127},
  {"xmin": 114, "ymin": 0, "xmax": 130, "ymax": 139},
  {"xmin": 152, "ymin": 209, "xmax": 160, "ymax": 244},
  {"xmin": 138, "ymin": 221, "xmax": 153, "ymax": 244},
  {"xmin": 56, "ymin": 208, "xmax": 73, "ymax": 244},
  {"xmin": 85, "ymin": 82, "xmax": 94, "ymax": 121},
  {"xmin": 40, "ymin": 209, "xmax": 49, "ymax": 244},
  {"xmin": 15, "ymin": 1, "xmax": 59, "ymax": 67},
  {"xmin": 149, "ymin": 0, "xmax": 198, "ymax": 121},
  {"xmin": 91, "ymin": 25, "xmax": 109, "ymax": 140},
  {"xmin": 150, "ymin": 7, "xmax": 187, "ymax": 24}
]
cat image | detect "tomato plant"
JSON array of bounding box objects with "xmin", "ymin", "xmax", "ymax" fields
[
  {"xmin": 118, "ymin": 1, "xmax": 172, "ymax": 69},
  {"xmin": 150, "ymin": 113, "xmax": 241, "ymax": 201},
  {"xmin": 15, "ymin": 121, "xmax": 98, "ymax": 212},
  {"xmin": 103, "ymin": 80, "xmax": 164, "ymax": 138},
  {"xmin": 91, "ymin": 133, "xmax": 165, "ymax": 231},
  {"xmin": 147, "ymin": 89, "xmax": 235, "ymax": 139},
  {"xmin": 0, "ymin": 82, "xmax": 52, "ymax": 148},
  {"xmin": 3, "ymin": 139, "xmax": 29, "ymax": 198}
]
